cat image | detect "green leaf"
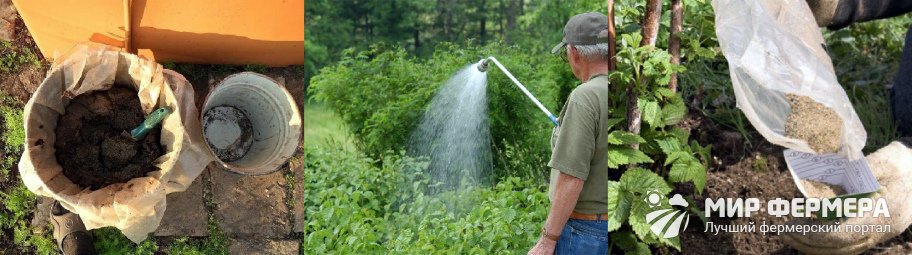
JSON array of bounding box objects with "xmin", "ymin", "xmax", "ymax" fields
[
  {"xmin": 654, "ymin": 88, "xmax": 676, "ymax": 99},
  {"xmin": 606, "ymin": 181, "xmax": 629, "ymax": 232},
  {"xmin": 668, "ymin": 127, "xmax": 691, "ymax": 142},
  {"xmin": 669, "ymin": 160, "xmax": 707, "ymax": 194},
  {"xmin": 606, "ymin": 118, "xmax": 625, "ymax": 130},
  {"xmin": 662, "ymin": 98, "xmax": 687, "ymax": 126},
  {"xmin": 641, "ymin": 101, "xmax": 660, "ymax": 126},
  {"xmin": 614, "ymin": 168, "xmax": 673, "ymax": 245},
  {"xmin": 655, "ymin": 138, "xmax": 682, "ymax": 154},
  {"xmin": 607, "ymin": 131, "xmax": 647, "ymax": 145},
  {"xmin": 664, "ymin": 151, "xmax": 691, "ymax": 166},
  {"xmin": 619, "ymin": 167, "xmax": 672, "ymax": 197},
  {"xmin": 610, "ymin": 231, "xmax": 651, "ymax": 255},
  {"xmin": 607, "ymin": 146, "xmax": 654, "ymax": 169},
  {"xmin": 690, "ymin": 140, "xmax": 713, "ymax": 165}
]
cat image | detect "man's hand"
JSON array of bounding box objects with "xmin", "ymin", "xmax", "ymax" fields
[
  {"xmin": 528, "ymin": 172, "xmax": 584, "ymax": 255},
  {"xmin": 782, "ymin": 141, "xmax": 912, "ymax": 255},
  {"xmin": 527, "ymin": 237, "xmax": 557, "ymax": 255}
]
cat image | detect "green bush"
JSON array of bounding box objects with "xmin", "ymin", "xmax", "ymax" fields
[
  {"xmin": 310, "ymin": 43, "xmax": 577, "ymax": 180},
  {"xmin": 304, "ymin": 142, "xmax": 548, "ymax": 254}
]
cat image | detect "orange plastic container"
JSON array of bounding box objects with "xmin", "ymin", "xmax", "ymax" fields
[{"xmin": 12, "ymin": 0, "xmax": 303, "ymax": 66}]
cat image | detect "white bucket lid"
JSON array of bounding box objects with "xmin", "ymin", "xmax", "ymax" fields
[{"xmin": 201, "ymin": 72, "xmax": 302, "ymax": 175}]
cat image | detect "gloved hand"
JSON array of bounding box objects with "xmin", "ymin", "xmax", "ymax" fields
[
  {"xmin": 781, "ymin": 139, "xmax": 912, "ymax": 255},
  {"xmin": 805, "ymin": 0, "xmax": 839, "ymax": 27}
]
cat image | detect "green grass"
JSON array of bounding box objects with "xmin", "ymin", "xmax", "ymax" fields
[
  {"xmin": 846, "ymin": 83, "xmax": 899, "ymax": 153},
  {"xmin": 305, "ymin": 101, "xmax": 354, "ymax": 150}
]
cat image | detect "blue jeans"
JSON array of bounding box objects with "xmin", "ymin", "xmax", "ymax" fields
[{"xmin": 554, "ymin": 217, "xmax": 609, "ymax": 255}]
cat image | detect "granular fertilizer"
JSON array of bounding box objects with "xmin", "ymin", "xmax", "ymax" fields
[
  {"xmin": 784, "ymin": 94, "xmax": 843, "ymax": 154},
  {"xmin": 800, "ymin": 179, "xmax": 845, "ymax": 198}
]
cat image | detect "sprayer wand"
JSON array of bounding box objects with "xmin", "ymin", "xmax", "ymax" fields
[{"xmin": 477, "ymin": 57, "xmax": 559, "ymax": 126}]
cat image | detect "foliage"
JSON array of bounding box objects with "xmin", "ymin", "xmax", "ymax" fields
[
  {"xmin": 164, "ymin": 217, "xmax": 231, "ymax": 255},
  {"xmin": 92, "ymin": 228, "xmax": 158, "ymax": 255},
  {"xmin": 0, "ymin": 41, "xmax": 41, "ymax": 73},
  {"xmin": 91, "ymin": 198, "xmax": 230, "ymax": 255},
  {"xmin": 0, "ymin": 104, "xmax": 56, "ymax": 255},
  {"xmin": 305, "ymin": 0, "xmax": 605, "ymax": 86},
  {"xmin": 304, "ymin": 142, "xmax": 548, "ymax": 254},
  {"xmin": 823, "ymin": 15, "xmax": 912, "ymax": 152},
  {"xmin": 0, "ymin": 185, "xmax": 56, "ymax": 255},
  {"xmin": 1, "ymin": 101, "xmax": 24, "ymax": 179},
  {"xmin": 605, "ymin": 20, "xmax": 712, "ymax": 254},
  {"xmin": 309, "ymin": 43, "xmax": 575, "ymax": 180}
]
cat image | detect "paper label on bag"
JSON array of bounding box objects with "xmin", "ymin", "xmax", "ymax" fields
[{"xmin": 784, "ymin": 149, "xmax": 880, "ymax": 196}]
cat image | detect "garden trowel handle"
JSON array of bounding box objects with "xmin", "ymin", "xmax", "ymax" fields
[{"xmin": 130, "ymin": 107, "xmax": 172, "ymax": 140}]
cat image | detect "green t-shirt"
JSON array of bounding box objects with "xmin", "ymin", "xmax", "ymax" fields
[{"xmin": 547, "ymin": 74, "xmax": 611, "ymax": 214}]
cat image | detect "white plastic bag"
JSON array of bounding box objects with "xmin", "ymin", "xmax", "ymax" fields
[
  {"xmin": 712, "ymin": 0, "xmax": 867, "ymax": 160},
  {"xmin": 18, "ymin": 43, "xmax": 214, "ymax": 243}
]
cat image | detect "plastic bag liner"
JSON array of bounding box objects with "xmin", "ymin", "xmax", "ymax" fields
[
  {"xmin": 18, "ymin": 43, "xmax": 214, "ymax": 243},
  {"xmin": 712, "ymin": 0, "xmax": 867, "ymax": 160}
]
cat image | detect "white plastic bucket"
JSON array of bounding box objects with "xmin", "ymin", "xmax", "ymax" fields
[{"xmin": 201, "ymin": 72, "xmax": 302, "ymax": 175}]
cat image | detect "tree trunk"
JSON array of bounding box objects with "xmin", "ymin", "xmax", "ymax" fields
[
  {"xmin": 641, "ymin": 0, "xmax": 662, "ymax": 47},
  {"xmin": 498, "ymin": 0, "xmax": 505, "ymax": 40},
  {"xmin": 628, "ymin": 0, "xmax": 662, "ymax": 150},
  {"xmin": 607, "ymin": 0, "xmax": 617, "ymax": 71},
  {"xmin": 481, "ymin": 18, "xmax": 487, "ymax": 44},
  {"xmin": 669, "ymin": 0, "xmax": 683, "ymax": 92},
  {"xmin": 479, "ymin": 0, "xmax": 487, "ymax": 44},
  {"xmin": 414, "ymin": 29, "xmax": 420, "ymax": 50},
  {"xmin": 505, "ymin": 0, "xmax": 519, "ymax": 44}
]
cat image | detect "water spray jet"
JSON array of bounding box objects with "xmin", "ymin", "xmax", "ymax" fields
[{"xmin": 477, "ymin": 57, "xmax": 559, "ymax": 126}]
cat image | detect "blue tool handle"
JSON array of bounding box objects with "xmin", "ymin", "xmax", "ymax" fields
[
  {"xmin": 549, "ymin": 114, "xmax": 559, "ymax": 126},
  {"xmin": 130, "ymin": 107, "xmax": 172, "ymax": 140}
]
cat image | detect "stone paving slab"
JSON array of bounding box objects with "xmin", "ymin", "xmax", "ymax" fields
[
  {"xmin": 210, "ymin": 164, "xmax": 290, "ymax": 238},
  {"xmin": 229, "ymin": 238, "xmax": 299, "ymax": 255},
  {"xmin": 154, "ymin": 170, "xmax": 209, "ymax": 237}
]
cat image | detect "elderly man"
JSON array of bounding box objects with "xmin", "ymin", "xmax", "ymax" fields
[{"xmin": 528, "ymin": 12, "xmax": 611, "ymax": 255}]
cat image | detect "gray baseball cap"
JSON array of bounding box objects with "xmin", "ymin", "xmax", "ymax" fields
[{"xmin": 551, "ymin": 12, "xmax": 610, "ymax": 54}]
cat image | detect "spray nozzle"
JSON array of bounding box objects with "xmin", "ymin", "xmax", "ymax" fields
[
  {"xmin": 476, "ymin": 58, "xmax": 490, "ymax": 72},
  {"xmin": 475, "ymin": 56, "xmax": 559, "ymax": 126}
]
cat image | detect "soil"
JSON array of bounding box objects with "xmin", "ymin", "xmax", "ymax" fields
[
  {"xmin": 799, "ymin": 179, "xmax": 845, "ymax": 198},
  {"xmin": 673, "ymin": 113, "xmax": 911, "ymax": 255},
  {"xmin": 784, "ymin": 94, "xmax": 843, "ymax": 154},
  {"xmin": 203, "ymin": 105, "xmax": 253, "ymax": 162},
  {"xmin": 55, "ymin": 87, "xmax": 162, "ymax": 190},
  {"xmin": 0, "ymin": 10, "xmax": 47, "ymax": 104}
]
